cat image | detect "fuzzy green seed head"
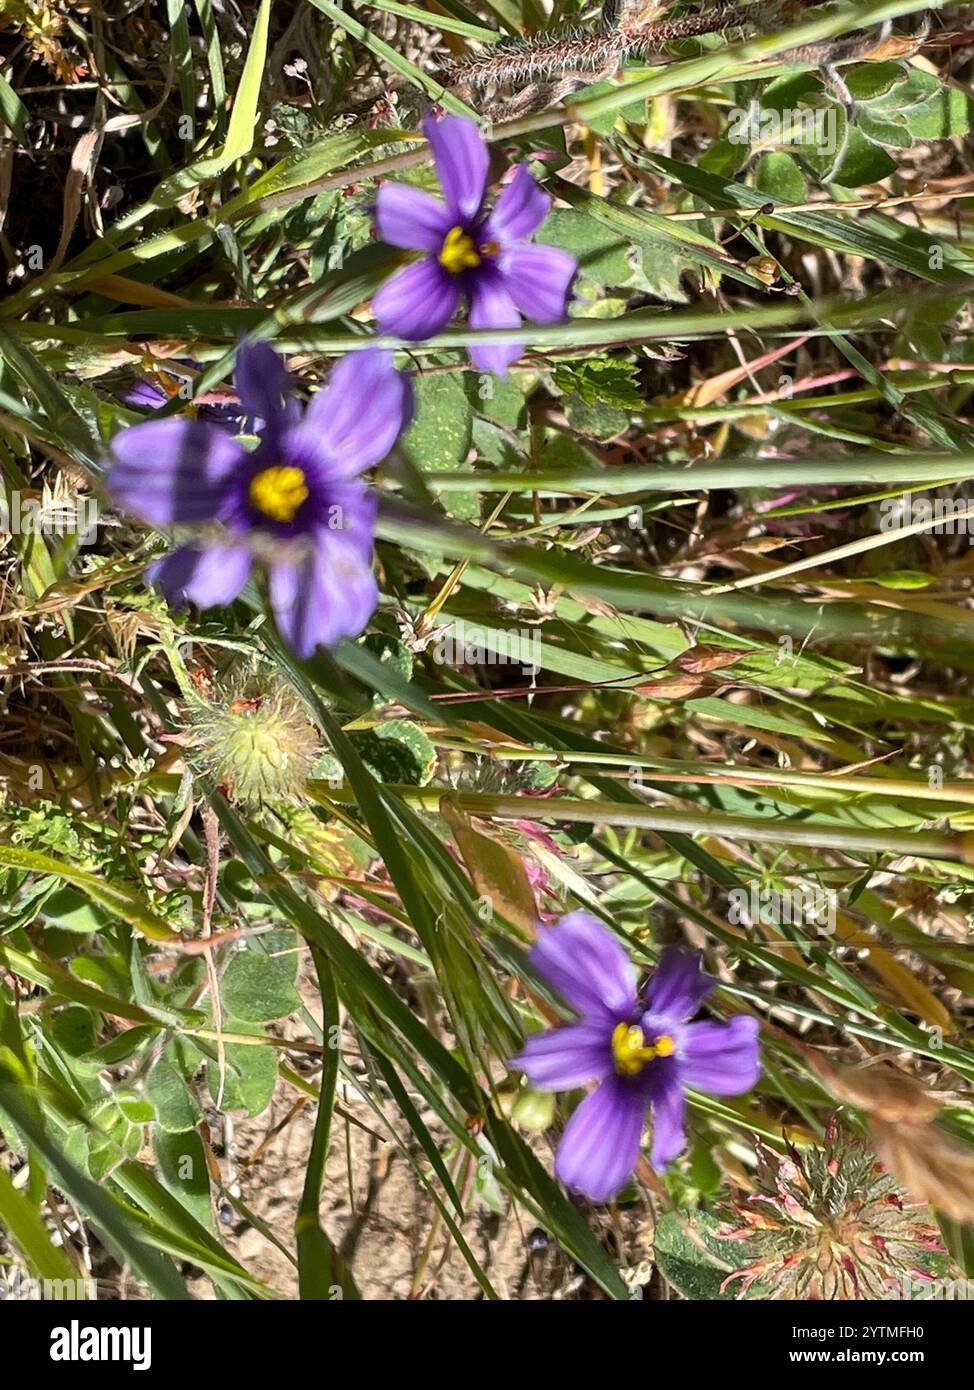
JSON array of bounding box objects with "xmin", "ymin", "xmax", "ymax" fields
[{"xmin": 187, "ymin": 675, "xmax": 322, "ymax": 806}]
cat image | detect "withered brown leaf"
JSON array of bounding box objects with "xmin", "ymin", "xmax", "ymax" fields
[{"xmin": 807, "ymin": 1056, "xmax": 974, "ymax": 1221}]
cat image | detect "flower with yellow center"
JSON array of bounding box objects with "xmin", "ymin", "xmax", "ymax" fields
[
  {"xmin": 373, "ymin": 115, "xmax": 580, "ymax": 376},
  {"xmin": 516, "ymin": 919, "xmax": 761, "ymax": 1197},
  {"xmin": 611, "ymin": 1022, "xmax": 676, "ymax": 1078},
  {"xmin": 438, "ymin": 226, "xmax": 481, "ymax": 275},
  {"xmin": 249, "ymin": 465, "xmax": 309, "ymax": 523}
]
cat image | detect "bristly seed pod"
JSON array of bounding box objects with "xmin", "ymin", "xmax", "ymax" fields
[
  {"xmin": 185, "ymin": 670, "xmax": 323, "ymax": 806},
  {"xmin": 443, "ymin": 3, "xmax": 755, "ymax": 91},
  {"xmin": 719, "ymin": 1117, "xmax": 949, "ymax": 1300}
]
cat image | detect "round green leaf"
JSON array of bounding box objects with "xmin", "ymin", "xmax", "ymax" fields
[{"xmin": 221, "ymin": 950, "xmax": 300, "ymax": 1023}]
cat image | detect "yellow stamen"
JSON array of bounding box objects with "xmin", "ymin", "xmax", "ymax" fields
[
  {"xmin": 249, "ymin": 465, "xmax": 309, "ymax": 523},
  {"xmin": 611, "ymin": 1022, "xmax": 676, "ymax": 1077},
  {"xmin": 438, "ymin": 225, "xmax": 480, "ymax": 275}
]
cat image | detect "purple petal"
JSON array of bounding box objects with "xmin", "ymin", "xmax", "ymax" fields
[
  {"xmin": 234, "ymin": 341, "xmax": 298, "ymax": 439},
  {"xmin": 108, "ymin": 418, "xmax": 247, "ymax": 526},
  {"xmin": 269, "ymin": 534, "xmax": 378, "ymax": 659},
  {"xmin": 555, "ymin": 1077, "xmax": 646, "ymax": 1202},
  {"xmin": 514, "ymin": 1022, "xmax": 613, "ymax": 1091},
  {"xmin": 146, "ymin": 542, "xmax": 252, "ymax": 609},
  {"xmin": 315, "ymin": 482, "xmax": 379, "ymax": 557},
  {"xmin": 422, "ymin": 114, "xmax": 488, "ymax": 224},
  {"xmin": 643, "ymin": 947, "xmax": 714, "ymax": 1023},
  {"xmin": 681, "ymin": 1016, "xmax": 761, "ymax": 1096},
  {"xmin": 123, "ymin": 380, "xmax": 168, "ymax": 410},
  {"xmin": 485, "ymin": 164, "xmax": 551, "ymax": 244},
  {"xmin": 530, "ymin": 912, "xmax": 637, "ymax": 1022},
  {"xmin": 649, "ymin": 1075, "xmax": 687, "ymax": 1169},
  {"xmin": 373, "ymin": 257, "xmax": 460, "ymax": 341},
  {"xmin": 376, "ymin": 183, "xmax": 451, "ymax": 252},
  {"xmin": 501, "ymin": 244, "xmax": 577, "ymax": 323},
  {"xmin": 468, "ymin": 272, "xmax": 523, "ymax": 376},
  {"xmin": 303, "ymin": 348, "xmax": 414, "ymax": 477}
]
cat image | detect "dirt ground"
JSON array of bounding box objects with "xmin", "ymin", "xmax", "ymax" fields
[
  {"xmin": 222, "ymin": 1090, "xmax": 557, "ymax": 1300},
  {"xmin": 1, "ymin": 956, "xmax": 651, "ymax": 1301},
  {"xmin": 212, "ymin": 959, "xmax": 633, "ymax": 1300}
]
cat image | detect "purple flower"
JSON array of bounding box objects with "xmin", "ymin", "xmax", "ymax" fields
[
  {"xmin": 120, "ymin": 360, "xmax": 265, "ymax": 435},
  {"xmin": 514, "ymin": 913, "xmax": 761, "ymax": 1202},
  {"xmin": 107, "ymin": 343, "xmax": 412, "ymax": 660},
  {"xmin": 372, "ymin": 114, "xmax": 577, "ymax": 376},
  {"xmin": 124, "ymin": 379, "xmax": 174, "ymax": 412}
]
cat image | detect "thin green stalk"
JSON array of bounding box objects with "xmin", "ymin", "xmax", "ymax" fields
[
  {"xmin": 314, "ymin": 786, "xmax": 974, "ymax": 861},
  {"xmin": 296, "ymin": 950, "xmax": 359, "ymax": 1300}
]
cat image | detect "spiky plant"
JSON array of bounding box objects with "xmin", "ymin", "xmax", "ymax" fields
[
  {"xmin": 185, "ymin": 672, "xmax": 323, "ymax": 807},
  {"xmin": 720, "ymin": 1119, "xmax": 948, "ymax": 1299}
]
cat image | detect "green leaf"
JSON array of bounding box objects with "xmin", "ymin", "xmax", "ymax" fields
[
  {"xmin": 356, "ymin": 720, "xmax": 438, "ymax": 787},
  {"xmin": 154, "ymin": 1129, "xmax": 213, "ymax": 1232},
  {"xmin": 221, "ymin": 0, "xmax": 272, "ymax": 163},
  {"xmin": 550, "ymin": 176, "xmax": 762, "ymax": 293},
  {"xmin": 845, "ymin": 60, "xmax": 909, "ymax": 104},
  {"xmin": 117, "ymin": 1095, "xmax": 154, "ymax": 1126},
  {"xmin": 653, "ymin": 1210, "xmax": 752, "ymax": 1300},
  {"xmin": 247, "ymin": 130, "xmax": 405, "ymax": 203},
  {"xmin": 40, "ymin": 886, "xmax": 110, "ymax": 933},
  {"xmin": 467, "ymin": 371, "xmax": 526, "ymax": 427},
  {"xmin": 355, "ymin": 0, "xmax": 498, "ymax": 40},
  {"xmin": 755, "ymin": 151, "xmax": 806, "ymax": 204},
  {"xmin": 857, "ymin": 109, "xmax": 914, "ymax": 150},
  {"xmin": 901, "ymin": 85, "xmax": 974, "ymax": 141},
  {"xmin": 827, "ymin": 128, "xmax": 898, "ymax": 188},
  {"xmin": 536, "ymin": 208, "xmax": 632, "ymax": 286},
  {"xmin": 221, "ymin": 950, "xmax": 301, "ymax": 1024},
  {"xmin": 564, "ymin": 393, "xmax": 629, "ymax": 441},
  {"xmin": 79, "ymin": 1026, "xmax": 158, "ymax": 1071},
  {"xmin": 0, "ymin": 1166, "xmax": 89, "ymax": 1292},
  {"xmin": 211, "ymin": 1039, "xmax": 278, "ymax": 1116},
  {"xmin": 553, "ymin": 360, "xmax": 643, "ymax": 410},
  {"xmin": 0, "ymin": 1079, "xmax": 190, "ymax": 1299},
  {"xmin": 403, "ymin": 371, "xmax": 477, "ymax": 521},
  {"xmin": 0, "ymin": 71, "xmax": 29, "ymax": 143},
  {"xmin": 147, "ymin": 1050, "xmax": 203, "ymax": 1133},
  {"xmin": 110, "ymin": 1163, "xmax": 262, "ymax": 1298},
  {"xmin": 0, "ymin": 844, "xmax": 180, "ymax": 942},
  {"xmin": 870, "ymin": 569, "xmax": 935, "ymax": 590},
  {"xmin": 936, "ymin": 1214, "xmax": 974, "ymax": 1279},
  {"xmin": 51, "ymin": 1007, "xmax": 98, "ymax": 1058}
]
